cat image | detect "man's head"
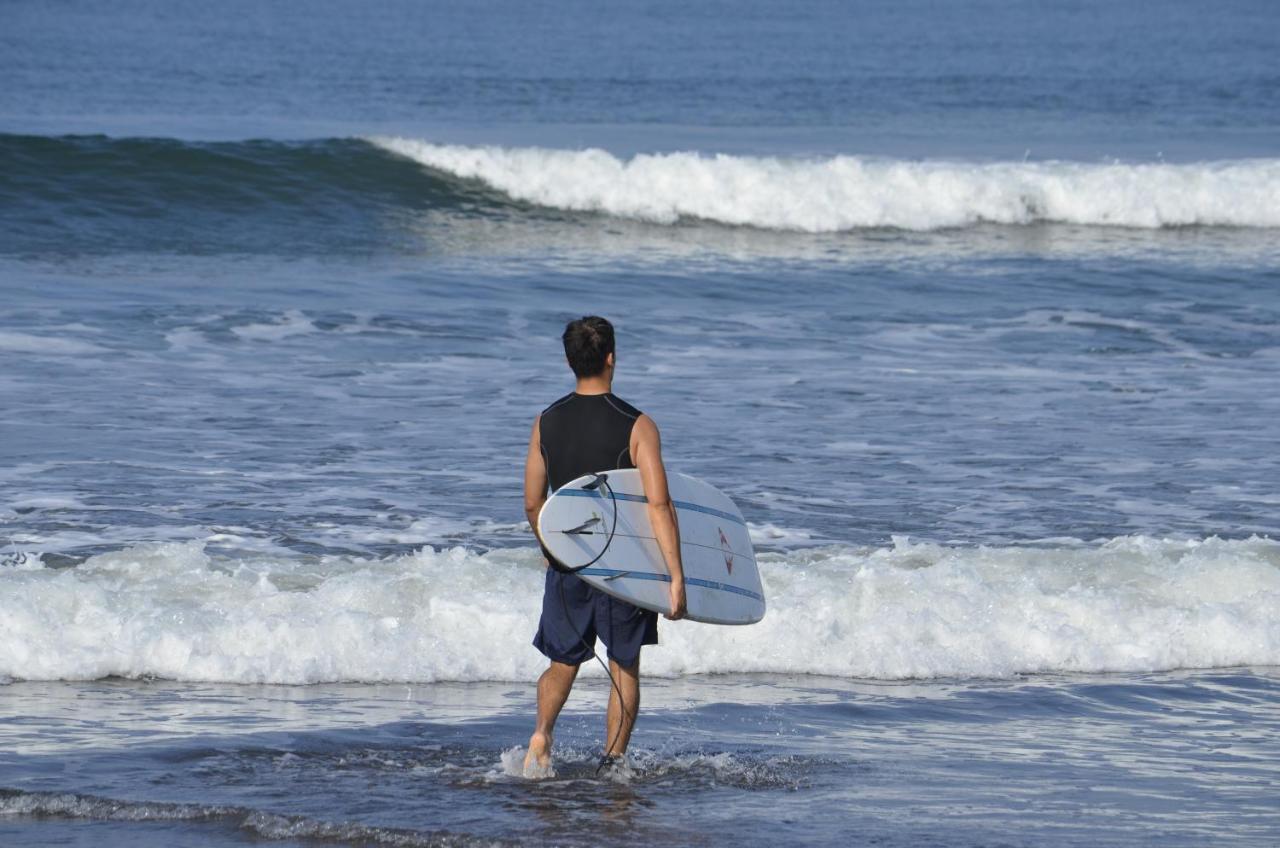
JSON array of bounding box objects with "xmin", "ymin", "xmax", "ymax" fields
[{"xmin": 562, "ymin": 316, "xmax": 615, "ymax": 378}]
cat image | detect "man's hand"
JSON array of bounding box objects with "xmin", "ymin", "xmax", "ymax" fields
[{"xmin": 666, "ymin": 577, "xmax": 687, "ymax": 621}]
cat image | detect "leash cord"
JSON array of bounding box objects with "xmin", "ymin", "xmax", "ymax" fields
[{"xmin": 549, "ymin": 475, "xmax": 631, "ymax": 774}]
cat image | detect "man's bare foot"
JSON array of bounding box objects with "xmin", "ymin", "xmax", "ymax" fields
[{"xmin": 522, "ymin": 731, "xmax": 554, "ymax": 778}]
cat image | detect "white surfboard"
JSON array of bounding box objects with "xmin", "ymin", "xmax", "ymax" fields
[{"xmin": 538, "ymin": 469, "xmax": 766, "ymax": 625}]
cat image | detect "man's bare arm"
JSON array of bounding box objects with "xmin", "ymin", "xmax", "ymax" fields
[
  {"xmin": 631, "ymin": 414, "xmax": 686, "ymax": 620},
  {"xmin": 523, "ymin": 415, "xmax": 550, "ymax": 561}
]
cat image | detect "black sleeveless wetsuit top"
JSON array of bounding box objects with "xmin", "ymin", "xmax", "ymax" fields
[{"xmin": 539, "ymin": 392, "xmax": 642, "ymax": 492}]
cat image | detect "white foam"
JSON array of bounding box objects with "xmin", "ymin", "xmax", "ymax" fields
[
  {"xmin": 748, "ymin": 522, "xmax": 817, "ymax": 545},
  {"xmin": 0, "ymin": 331, "xmax": 108, "ymax": 355},
  {"xmin": 488, "ymin": 745, "xmax": 799, "ymax": 788},
  {"xmin": 369, "ymin": 137, "xmax": 1280, "ymax": 232},
  {"xmin": 7, "ymin": 495, "xmax": 86, "ymax": 511},
  {"xmin": 0, "ymin": 551, "xmax": 44, "ymax": 571},
  {"xmin": 164, "ymin": 327, "xmax": 210, "ymax": 351},
  {"xmin": 306, "ymin": 515, "xmax": 524, "ymax": 547},
  {"xmin": 231, "ymin": 310, "xmax": 317, "ymax": 341},
  {"xmin": 494, "ymin": 745, "xmax": 555, "ymax": 780},
  {"xmin": 1, "ymin": 536, "xmax": 1277, "ymax": 684},
  {"xmin": 0, "ymin": 542, "xmax": 546, "ymax": 684}
]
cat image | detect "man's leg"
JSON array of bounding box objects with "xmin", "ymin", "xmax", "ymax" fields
[
  {"xmin": 524, "ymin": 660, "xmax": 579, "ymax": 774},
  {"xmin": 604, "ymin": 657, "xmax": 640, "ymax": 757}
]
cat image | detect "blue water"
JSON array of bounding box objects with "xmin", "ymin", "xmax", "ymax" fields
[
  {"xmin": 3, "ymin": 0, "xmax": 1279, "ymax": 845},
  {"xmin": 3, "ymin": 672, "xmax": 1279, "ymax": 847}
]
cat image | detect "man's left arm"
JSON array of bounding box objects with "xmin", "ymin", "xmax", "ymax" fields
[{"xmin": 631, "ymin": 414, "xmax": 687, "ymax": 620}]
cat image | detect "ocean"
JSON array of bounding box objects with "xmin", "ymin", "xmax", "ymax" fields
[{"xmin": 2, "ymin": 0, "xmax": 1279, "ymax": 845}]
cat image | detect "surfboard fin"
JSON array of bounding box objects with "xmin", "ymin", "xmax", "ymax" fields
[{"xmin": 560, "ymin": 515, "xmax": 602, "ymax": 535}]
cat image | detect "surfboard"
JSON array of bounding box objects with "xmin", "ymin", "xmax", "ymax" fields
[{"xmin": 537, "ymin": 469, "xmax": 766, "ymax": 625}]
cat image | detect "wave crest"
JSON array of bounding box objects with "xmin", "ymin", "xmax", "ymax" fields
[{"xmin": 371, "ymin": 136, "xmax": 1280, "ymax": 231}]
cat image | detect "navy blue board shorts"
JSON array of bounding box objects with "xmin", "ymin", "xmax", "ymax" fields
[{"xmin": 534, "ymin": 567, "xmax": 658, "ymax": 668}]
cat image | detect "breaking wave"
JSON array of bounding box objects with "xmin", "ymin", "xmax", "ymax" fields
[
  {"xmin": 2, "ymin": 535, "xmax": 1277, "ymax": 683},
  {"xmin": 5, "ymin": 132, "xmax": 1280, "ymax": 258},
  {"xmin": 372, "ymin": 137, "xmax": 1280, "ymax": 231}
]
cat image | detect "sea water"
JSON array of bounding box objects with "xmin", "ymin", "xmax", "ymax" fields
[{"xmin": 2, "ymin": 1, "xmax": 1279, "ymax": 845}]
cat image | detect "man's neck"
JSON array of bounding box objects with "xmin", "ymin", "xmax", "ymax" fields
[{"xmin": 574, "ymin": 375, "xmax": 612, "ymax": 395}]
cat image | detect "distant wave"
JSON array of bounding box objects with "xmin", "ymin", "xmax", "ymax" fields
[
  {"xmin": 5, "ymin": 133, "xmax": 1280, "ymax": 253},
  {"xmin": 371, "ymin": 137, "xmax": 1280, "ymax": 231},
  {"xmin": 2, "ymin": 535, "xmax": 1277, "ymax": 684}
]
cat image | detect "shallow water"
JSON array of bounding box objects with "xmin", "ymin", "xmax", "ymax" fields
[{"xmin": 2, "ymin": 671, "xmax": 1279, "ymax": 847}]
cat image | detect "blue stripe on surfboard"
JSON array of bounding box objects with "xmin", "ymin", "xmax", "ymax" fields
[
  {"xmin": 558, "ymin": 488, "xmax": 746, "ymax": 526},
  {"xmin": 577, "ymin": 568, "xmax": 765, "ymax": 603}
]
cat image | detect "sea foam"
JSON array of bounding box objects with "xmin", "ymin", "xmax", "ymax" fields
[
  {"xmin": 369, "ymin": 137, "xmax": 1280, "ymax": 232},
  {"xmin": 2, "ymin": 535, "xmax": 1277, "ymax": 684}
]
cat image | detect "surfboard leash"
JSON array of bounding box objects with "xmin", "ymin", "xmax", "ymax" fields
[{"xmin": 548, "ymin": 473, "xmax": 633, "ymax": 775}]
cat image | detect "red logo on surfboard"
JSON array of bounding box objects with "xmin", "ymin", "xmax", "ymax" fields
[{"xmin": 718, "ymin": 527, "xmax": 734, "ymax": 574}]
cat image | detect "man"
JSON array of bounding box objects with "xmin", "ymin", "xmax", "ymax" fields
[{"xmin": 522, "ymin": 315, "xmax": 687, "ymax": 777}]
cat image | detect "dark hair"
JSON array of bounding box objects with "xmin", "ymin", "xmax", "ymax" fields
[{"xmin": 562, "ymin": 316, "xmax": 615, "ymax": 378}]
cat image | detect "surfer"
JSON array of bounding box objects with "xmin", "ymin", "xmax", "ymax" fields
[{"xmin": 522, "ymin": 315, "xmax": 687, "ymax": 776}]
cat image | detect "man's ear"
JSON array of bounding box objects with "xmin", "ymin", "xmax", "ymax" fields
[{"xmin": 606, "ymin": 352, "xmax": 615, "ymax": 368}]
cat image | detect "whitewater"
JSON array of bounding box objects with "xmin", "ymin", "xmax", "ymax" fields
[
  {"xmin": 370, "ymin": 137, "xmax": 1280, "ymax": 232},
  {"xmin": 4, "ymin": 535, "xmax": 1277, "ymax": 684}
]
